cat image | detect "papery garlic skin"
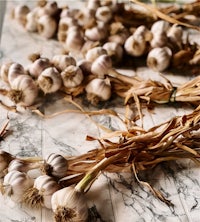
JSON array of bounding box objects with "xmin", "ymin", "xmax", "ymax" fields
[
  {"xmin": 147, "ymin": 47, "xmax": 172, "ymax": 72},
  {"xmin": 52, "ymin": 55, "xmax": 76, "ymax": 71},
  {"xmin": 38, "ymin": 67, "xmax": 62, "ymax": 94},
  {"xmin": 91, "ymin": 54, "xmax": 112, "ymax": 78},
  {"xmin": 0, "ymin": 150, "xmax": 14, "ymax": 178},
  {"xmin": 85, "ymin": 78, "xmax": 111, "ymax": 105},
  {"xmin": 2, "ymin": 170, "xmax": 33, "ymax": 202},
  {"xmin": 43, "ymin": 153, "xmax": 68, "ymax": 178},
  {"xmin": 9, "ymin": 74, "xmax": 38, "ymax": 106},
  {"xmin": 8, "ymin": 63, "xmax": 26, "ymax": 85},
  {"xmin": 25, "ymin": 11, "xmax": 38, "ymax": 32},
  {"xmin": 37, "ymin": 15, "xmax": 57, "ymax": 39},
  {"xmin": 61, "ymin": 65, "xmax": 84, "ymax": 88},
  {"xmin": 85, "ymin": 47, "xmax": 107, "ymax": 63},
  {"xmin": 51, "ymin": 186, "xmax": 88, "ymax": 222},
  {"xmin": 0, "ymin": 61, "xmax": 14, "ymax": 83}
]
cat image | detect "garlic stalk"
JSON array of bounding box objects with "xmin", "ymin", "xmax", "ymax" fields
[
  {"xmin": 38, "ymin": 67, "xmax": 62, "ymax": 94},
  {"xmin": 2, "ymin": 170, "xmax": 33, "ymax": 203},
  {"xmin": 23, "ymin": 175, "xmax": 60, "ymax": 209}
]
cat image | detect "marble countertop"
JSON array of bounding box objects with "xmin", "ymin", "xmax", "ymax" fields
[{"xmin": 0, "ymin": 1, "xmax": 200, "ymax": 222}]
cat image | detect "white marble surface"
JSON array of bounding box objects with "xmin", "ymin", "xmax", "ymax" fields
[{"xmin": 0, "ymin": 1, "xmax": 200, "ymax": 222}]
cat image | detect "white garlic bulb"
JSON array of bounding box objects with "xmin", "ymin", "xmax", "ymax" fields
[
  {"xmin": 2, "ymin": 170, "xmax": 33, "ymax": 202},
  {"xmin": 37, "ymin": 14, "xmax": 57, "ymax": 39},
  {"xmin": 38, "ymin": 67, "xmax": 62, "ymax": 94},
  {"xmin": 0, "ymin": 61, "xmax": 14, "ymax": 83},
  {"xmin": 167, "ymin": 25, "xmax": 183, "ymax": 49},
  {"xmin": 25, "ymin": 10, "xmax": 38, "ymax": 32},
  {"xmin": 85, "ymin": 47, "xmax": 107, "ymax": 63},
  {"xmin": 28, "ymin": 57, "xmax": 51, "ymax": 78},
  {"xmin": 58, "ymin": 17, "xmax": 78, "ymax": 32},
  {"xmin": 85, "ymin": 78, "xmax": 111, "ymax": 105},
  {"xmin": 61, "ymin": 65, "xmax": 84, "ymax": 88},
  {"xmin": 124, "ymin": 35, "xmax": 147, "ymax": 57},
  {"xmin": 0, "ymin": 150, "xmax": 14, "ymax": 178},
  {"xmin": 51, "ymin": 186, "xmax": 88, "ymax": 222},
  {"xmin": 43, "ymin": 1, "xmax": 59, "ymax": 16},
  {"xmin": 103, "ymin": 42, "xmax": 123, "ymax": 64},
  {"xmin": 43, "ymin": 153, "xmax": 68, "ymax": 178},
  {"xmin": 91, "ymin": 54, "xmax": 112, "ymax": 78},
  {"xmin": 76, "ymin": 8, "xmax": 96, "ymax": 29},
  {"xmin": 133, "ymin": 25, "xmax": 152, "ymax": 42},
  {"xmin": 52, "ymin": 54, "xmax": 76, "ymax": 71},
  {"xmin": 147, "ymin": 47, "xmax": 172, "ymax": 72},
  {"xmin": 151, "ymin": 20, "xmax": 170, "ymax": 34},
  {"xmin": 85, "ymin": 25, "xmax": 107, "ymax": 41},
  {"xmin": 77, "ymin": 59, "xmax": 92, "ymax": 76},
  {"xmin": 87, "ymin": 0, "xmax": 100, "ymax": 10},
  {"xmin": 150, "ymin": 31, "xmax": 168, "ymax": 48},
  {"xmin": 8, "ymin": 63, "xmax": 26, "ymax": 85},
  {"xmin": 9, "ymin": 74, "xmax": 38, "ymax": 106},
  {"xmin": 23, "ymin": 175, "xmax": 60, "ymax": 209},
  {"xmin": 13, "ymin": 4, "xmax": 30, "ymax": 26},
  {"xmin": 95, "ymin": 6, "xmax": 112, "ymax": 23}
]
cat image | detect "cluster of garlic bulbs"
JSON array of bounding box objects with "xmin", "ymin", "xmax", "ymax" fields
[{"xmin": 12, "ymin": 0, "xmax": 200, "ymax": 73}]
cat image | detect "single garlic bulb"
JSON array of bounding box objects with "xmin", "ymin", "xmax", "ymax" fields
[
  {"xmin": 0, "ymin": 150, "xmax": 14, "ymax": 178},
  {"xmin": 167, "ymin": 25, "xmax": 183, "ymax": 50},
  {"xmin": 38, "ymin": 67, "xmax": 62, "ymax": 94},
  {"xmin": 124, "ymin": 35, "xmax": 147, "ymax": 57},
  {"xmin": 9, "ymin": 74, "xmax": 38, "ymax": 106},
  {"xmin": 25, "ymin": 10, "xmax": 38, "ymax": 32},
  {"xmin": 77, "ymin": 59, "xmax": 92, "ymax": 76},
  {"xmin": 151, "ymin": 20, "xmax": 170, "ymax": 34},
  {"xmin": 61, "ymin": 65, "xmax": 84, "ymax": 88},
  {"xmin": 150, "ymin": 31, "xmax": 168, "ymax": 48},
  {"xmin": 42, "ymin": 1, "xmax": 59, "ymax": 16},
  {"xmin": 52, "ymin": 54, "xmax": 76, "ymax": 71},
  {"xmin": 85, "ymin": 78, "xmax": 111, "ymax": 105},
  {"xmin": 76, "ymin": 8, "xmax": 96, "ymax": 29},
  {"xmin": 51, "ymin": 186, "xmax": 88, "ymax": 222},
  {"xmin": 42, "ymin": 153, "xmax": 68, "ymax": 178},
  {"xmin": 103, "ymin": 42, "xmax": 123, "ymax": 64},
  {"xmin": 85, "ymin": 47, "xmax": 107, "ymax": 63},
  {"xmin": 37, "ymin": 14, "xmax": 57, "ymax": 39},
  {"xmin": 0, "ymin": 61, "xmax": 14, "ymax": 83},
  {"xmin": 147, "ymin": 47, "xmax": 172, "ymax": 72},
  {"xmin": 133, "ymin": 25, "xmax": 152, "ymax": 42},
  {"xmin": 2, "ymin": 170, "xmax": 33, "ymax": 202},
  {"xmin": 95, "ymin": 6, "xmax": 112, "ymax": 23},
  {"xmin": 12, "ymin": 4, "xmax": 30, "ymax": 26},
  {"xmin": 28, "ymin": 57, "xmax": 51, "ymax": 78},
  {"xmin": 23, "ymin": 175, "xmax": 60, "ymax": 209},
  {"xmin": 8, "ymin": 63, "xmax": 26, "ymax": 85},
  {"xmin": 87, "ymin": 0, "xmax": 100, "ymax": 10},
  {"xmin": 91, "ymin": 54, "xmax": 112, "ymax": 78},
  {"xmin": 85, "ymin": 25, "xmax": 107, "ymax": 41}
]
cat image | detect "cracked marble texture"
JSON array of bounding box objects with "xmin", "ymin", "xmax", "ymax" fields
[{"xmin": 0, "ymin": 1, "xmax": 200, "ymax": 222}]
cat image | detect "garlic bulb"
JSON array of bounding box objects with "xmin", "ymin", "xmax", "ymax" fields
[
  {"xmin": 38, "ymin": 67, "xmax": 62, "ymax": 94},
  {"xmin": 25, "ymin": 11, "xmax": 38, "ymax": 32},
  {"xmin": 147, "ymin": 47, "xmax": 172, "ymax": 72},
  {"xmin": 0, "ymin": 150, "xmax": 14, "ymax": 178},
  {"xmin": 8, "ymin": 63, "xmax": 26, "ymax": 85},
  {"xmin": 167, "ymin": 25, "xmax": 183, "ymax": 50},
  {"xmin": 12, "ymin": 4, "xmax": 30, "ymax": 26},
  {"xmin": 85, "ymin": 78, "xmax": 111, "ymax": 105},
  {"xmin": 133, "ymin": 25, "xmax": 152, "ymax": 42},
  {"xmin": 28, "ymin": 57, "xmax": 51, "ymax": 78},
  {"xmin": 150, "ymin": 31, "xmax": 168, "ymax": 48},
  {"xmin": 76, "ymin": 8, "xmax": 96, "ymax": 29},
  {"xmin": 2, "ymin": 170, "xmax": 33, "ymax": 202},
  {"xmin": 61, "ymin": 65, "xmax": 84, "ymax": 88},
  {"xmin": 124, "ymin": 35, "xmax": 147, "ymax": 57},
  {"xmin": 151, "ymin": 20, "xmax": 170, "ymax": 34},
  {"xmin": 52, "ymin": 54, "xmax": 76, "ymax": 71},
  {"xmin": 23, "ymin": 175, "xmax": 60, "ymax": 209},
  {"xmin": 42, "ymin": 153, "xmax": 68, "ymax": 178},
  {"xmin": 103, "ymin": 42, "xmax": 123, "ymax": 64},
  {"xmin": 0, "ymin": 61, "xmax": 14, "ymax": 83},
  {"xmin": 37, "ymin": 15, "xmax": 57, "ymax": 39},
  {"xmin": 95, "ymin": 6, "xmax": 112, "ymax": 23},
  {"xmin": 87, "ymin": 0, "xmax": 100, "ymax": 10},
  {"xmin": 51, "ymin": 186, "xmax": 88, "ymax": 222},
  {"xmin": 77, "ymin": 59, "xmax": 92, "ymax": 76},
  {"xmin": 85, "ymin": 25, "xmax": 107, "ymax": 41},
  {"xmin": 9, "ymin": 74, "xmax": 38, "ymax": 106},
  {"xmin": 85, "ymin": 47, "xmax": 107, "ymax": 63},
  {"xmin": 91, "ymin": 54, "xmax": 112, "ymax": 78},
  {"xmin": 43, "ymin": 1, "xmax": 59, "ymax": 16},
  {"xmin": 8, "ymin": 159, "xmax": 40, "ymax": 173}
]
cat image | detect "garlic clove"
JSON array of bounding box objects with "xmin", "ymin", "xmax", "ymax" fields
[
  {"xmin": 42, "ymin": 153, "xmax": 68, "ymax": 178},
  {"xmin": 61, "ymin": 65, "xmax": 84, "ymax": 88},
  {"xmin": 37, "ymin": 14, "xmax": 57, "ymax": 39},
  {"xmin": 38, "ymin": 67, "xmax": 62, "ymax": 94},
  {"xmin": 85, "ymin": 46, "xmax": 107, "ymax": 63},
  {"xmin": 147, "ymin": 47, "xmax": 172, "ymax": 72},
  {"xmin": 52, "ymin": 54, "xmax": 76, "ymax": 71},
  {"xmin": 85, "ymin": 78, "xmax": 111, "ymax": 105},
  {"xmin": 51, "ymin": 186, "xmax": 88, "ymax": 222},
  {"xmin": 91, "ymin": 54, "xmax": 112, "ymax": 78}
]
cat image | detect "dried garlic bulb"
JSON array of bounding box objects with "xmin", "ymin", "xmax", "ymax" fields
[
  {"xmin": 85, "ymin": 78, "xmax": 111, "ymax": 105},
  {"xmin": 9, "ymin": 74, "xmax": 38, "ymax": 106},
  {"xmin": 8, "ymin": 63, "xmax": 26, "ymax": 85},
  {"xmin": 23, "ymin": 175, "xmax": 60, "ymax": 209},
  {"xmin": 51, "ymin": 186, "xmax": 88, "ymax": 222},
  {"xmin": 28, "ymin": 57, "xmax": 51, "ymax": 78},
  {"xmin": 76, "ymin": 8, "xmax": 96, "ymax": 29},
  {"xmin": 133, "ymin": 25, "xmax": 152, "ymax": 42},
  {"xmin": 0, "ymin": 150, "xmax": 14, "ymax": 178},
  {"xmin": 87, "ymin": 0, "xmax": 100, "ymax": 10},
  {"xmin": 151, "ymin": 20, "xmax": 170, "ymax": 34},
  {"xmin": 167, "ymin": 25, "xmax": 183, "ymax": 50},
  {"xmin": 37, "ymin": 15, "xmax": 57, "ymax": 39},
  {"xmin": 147, "ymin": 47, "xmax": 172, "ymax": 72},
  {"xmin": 42, "ymin": 1, "xmax": 59, "ymax": 16},
  {"xmin": 91, "ymin": 54, "xmax": 112, "ymax": 78},
  {"xmin": 103, "ymin": 42, "xmax": 123, "ymax": 64},
  {"xmin": 42, "ymin": 153, "xmax": 68, "ymax": 178},
  {"xmin": 85, "ymin": 47, "xmax": 107, "ymax": 63},
  {"xmin": 95, "ymin": 6, "xmax": 112, "ymax": 23},
  {"xmin": 38, "ymin": 67, "xmax": 62, "ymax": 94},
  {"xmin": 77, "ymin": 59, "xmax": 92, "ymax": 76},
  {"xmin": 85, "ymin": 25, "xmax": 107, "ymax": 41},
  {"xmin": 0, "ymin": 61, "xmax": 14, "ymax": 83},
  {"xmin": 25, "ymin": 11, "xmax": 38, "ymax": 32},
  {"xmin": 150, "ymin": 31, "xmax": 168, "ymax": 48},
  {"xmin": 8, "ymin": 159, "xmax": 40, "ymax": 173},
  {"xmin": 2, "ymin": 170, "xmax": 33, "ymax": 202},
  {"xmin": 12, "ymin": 5, "xmax": 30, "ymax": 26},
  {"xmin": 52, "ymin": 54, "xmax": 76, "ymax": 71},
  {"xmin": 61, "ymin": 65, "xmax": 84, "ymax": 88}
]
